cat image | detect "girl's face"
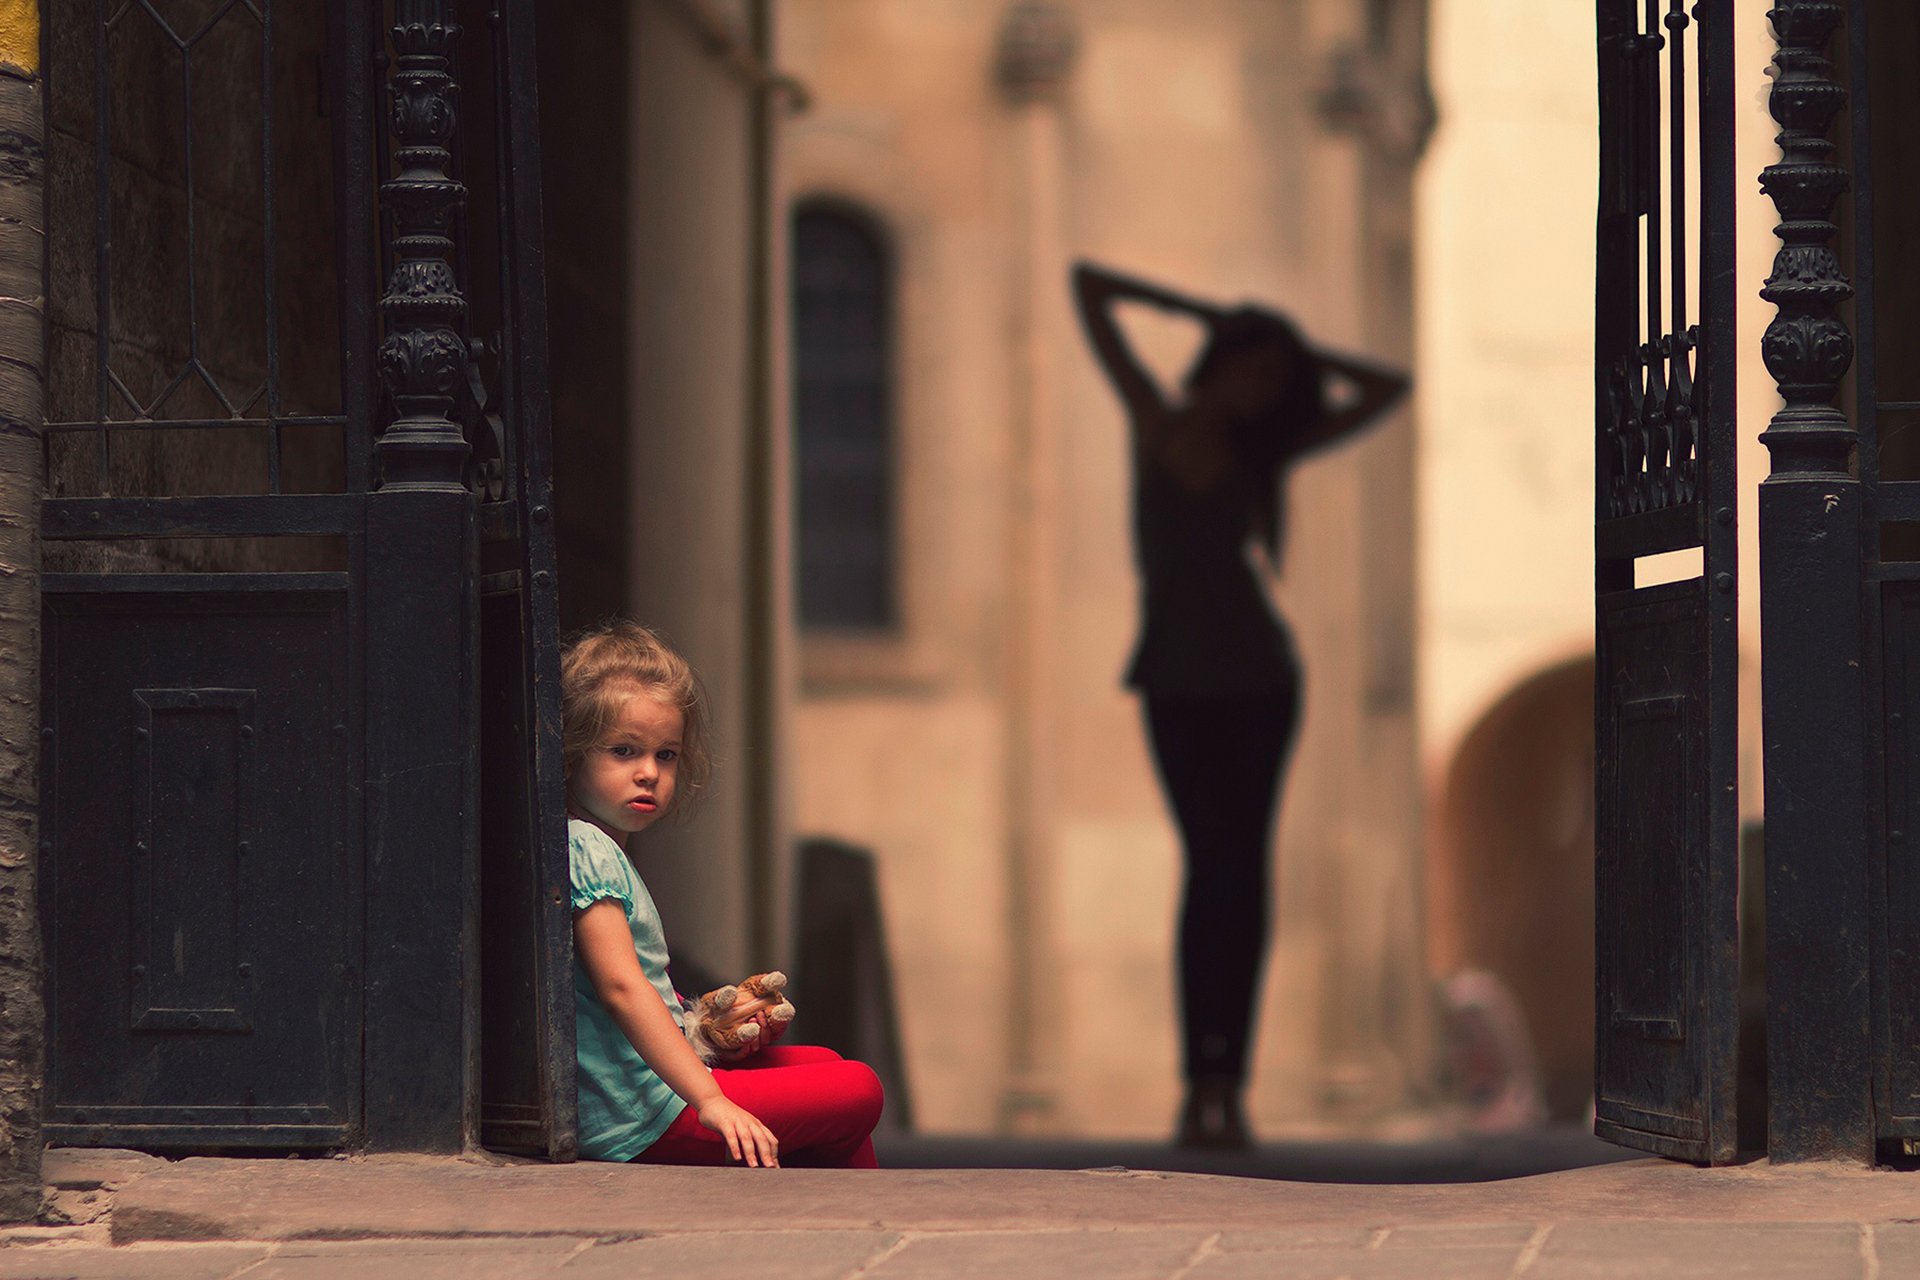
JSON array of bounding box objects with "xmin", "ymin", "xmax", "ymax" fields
[{"xmin": 568, "ymin": 689, "xmax": 684, "ymax": 847}]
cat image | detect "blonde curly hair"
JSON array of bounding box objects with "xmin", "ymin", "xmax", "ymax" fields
[{"xmin": 560, "ymin": 620, "xmax": 713, "ymax": 817}]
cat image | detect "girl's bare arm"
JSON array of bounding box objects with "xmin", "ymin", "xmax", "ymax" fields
[{"xmin": 575, "ymin": 901, "xmax": 780, "ymax": 1166}]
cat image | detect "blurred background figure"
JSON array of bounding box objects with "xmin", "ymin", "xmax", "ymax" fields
[
  {"xmin": 1073, "ymin": 262, "xmax": 1406, "ymax": 1146},
  {"xmin": 533, "ymin": 0, "xmax": 1777, "ymax": 1145}
]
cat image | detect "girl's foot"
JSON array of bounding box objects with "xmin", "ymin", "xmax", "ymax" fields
[{"xmin": 1177, "ymin": 1078, "xmax": 1251, "ymax": 1149}]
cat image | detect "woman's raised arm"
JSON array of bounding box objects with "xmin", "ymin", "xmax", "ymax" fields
[
  {"xmin": 1072, "ymin": 261, "xmax": 1223, "ymax": 429},
  {"xmin": 1283, "ymin": 348, "xmax": 1411, "ymax": 460}
]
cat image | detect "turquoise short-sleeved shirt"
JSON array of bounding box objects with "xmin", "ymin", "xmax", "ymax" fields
[{"xmin": 569, "ymin": 819, "xmax": 690, "ymax": 1160}]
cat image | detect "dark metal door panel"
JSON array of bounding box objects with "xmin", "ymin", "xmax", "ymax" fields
[
  {"xmin": 463, "ymin": 0, "xmax": 575, "ymax": 1160},
  {"xmin": 1595, "ymin": 584, "xmax": 1721, "ymax": 1157},
  {"xmin": 1850, "ymin": 0, "xmax": 1920, "ymax": 1153},
  {"xmin": 42, "ymin": 582, "xmax": 358, "ymax": 1149},
  {"xmin": 1592, "ymin": 0, "xmax": 1739, "ymax": 1163},
  {"xmin": 1881, "ymin": 582, "xmax": 1920, "ymax": 1126}
]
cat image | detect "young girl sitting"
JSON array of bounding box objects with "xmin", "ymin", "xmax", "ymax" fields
[{"xmin": 564, "ymin": 620, "xmax": 884, "ymax": 1167}]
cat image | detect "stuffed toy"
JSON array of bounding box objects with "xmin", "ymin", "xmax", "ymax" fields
[{"xmin": 683, "ymin": 971, "xmax": 796, "ymax": 1065}]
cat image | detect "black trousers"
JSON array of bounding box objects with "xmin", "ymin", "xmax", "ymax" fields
[{"xmin": 1144, "ymin": 689, "xmax": 1301, "ymax": 1086}]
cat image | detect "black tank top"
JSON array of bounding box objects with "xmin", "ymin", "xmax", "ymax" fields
[{"xmin": 1125, "ymin": 458, "xmax": 1299, "ymax": 696}]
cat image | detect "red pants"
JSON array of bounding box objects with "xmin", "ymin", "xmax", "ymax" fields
[{"xmin": 634, "ymin": 1045, "xmax": 883, "ymax": 1168}]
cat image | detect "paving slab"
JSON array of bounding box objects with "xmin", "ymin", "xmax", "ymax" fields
[
  {"xmin": 1526, "ymin": 1222, "xmax": 1867, "ymax": 1280},
  {"xmin": 99, "ymin": 1154, "xmax": 1920, "ymax": 1243},
  {"xmin": 1214, "ymin": 1226, "xmax": 1380, "ymax": 1251},
  {"xmin": 1379, "ymin": 1222, "xmax": 1536, "ymax": 1248},
  {"xmin": 863, "ymin": 1228, "xmax": 1209, "ymax": 1278},
  {"xmin": 37, "ymin": 1153, "xmax": 165, "ymax": 1193},
  {"xmin": 1189, "ymin": 1243, "xmax": 1524, "ymax": 1280},
  {"xmin": 562, "ymin": 1231, "xmax": 897, "ymax": 1279},
  {"xmin": 0, "ymin": 1241, "xmax": 269, "ymax": 1280},
  {"xmin": 1874, "ymin": 1221, "xmax": 1920, "ymax": 1273},
  {"xmin": 241, "ymin": 1236, "xmax": 591, "ymax": 1280},
  {"xmin": 1194, "ymin": 1225, "xmax": 1534, "ymax": 1280}
]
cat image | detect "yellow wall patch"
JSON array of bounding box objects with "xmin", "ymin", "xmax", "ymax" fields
[{"xmin": 0, "ymin": 0, "xmax": 40, "ymax": 77}]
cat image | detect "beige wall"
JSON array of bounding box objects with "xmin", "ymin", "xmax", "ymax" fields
[
  {"xmin": 1415, "ymin": 0, "xmax": 1597, "ymax": 760},
  {"xmin": 784, "ymin": 0, "xmax": 1431, "ymax": 1136},
  {"xmin": 624, "ymin": 0, "xmax": 782, "ymax": 980},
  {"xmin": 782, "ymin": 0, "xmax": 1022, "ymax": 1134}
]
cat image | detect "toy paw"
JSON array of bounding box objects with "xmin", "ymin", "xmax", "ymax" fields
[{"xmin": 683, "ymin": 971, "xmax": 797, "ymax": 1064}]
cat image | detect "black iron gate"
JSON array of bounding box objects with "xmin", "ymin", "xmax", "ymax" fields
[
  {"xmin": 1592, "ymin": 0, "xmax": 1739, "ymax": 1164},
  {"xmin": 1855, "ymin": 0, "xmax": 1920, "ymax": 1163},
  {"xmin": 1820, "ymin": 0, "xmax": 1912, "ymax": 1166},
  {"xmin": 40, "ymin": 0, "xmax": 570, "ymax": 1156},
  {"xmin": 454, "ymin": 0, "xmax": 577, "ymax": 1159}
]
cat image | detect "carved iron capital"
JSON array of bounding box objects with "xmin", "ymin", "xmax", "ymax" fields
[
  {"xmin": 1759, "ymin": 1, "xmax": 1854, "ymax": 477},
  {"xmin": 376, "ymin": 0, "xmax": 470, "ymax": 491}
]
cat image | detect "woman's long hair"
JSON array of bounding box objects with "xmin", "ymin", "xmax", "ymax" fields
[{"xmin": 1182, "ymin": 307, "xmax": 1328, "ymax": 565}]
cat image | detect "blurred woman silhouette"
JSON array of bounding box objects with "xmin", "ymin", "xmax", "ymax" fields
[{"xmin": 1072, "ymin": 261, "xmax": 1409, "ymax": 1148}]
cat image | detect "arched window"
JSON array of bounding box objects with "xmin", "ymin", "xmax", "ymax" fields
[{"xmin": 791, "ymin": 202, "xmax": 896, "ymax": 631}]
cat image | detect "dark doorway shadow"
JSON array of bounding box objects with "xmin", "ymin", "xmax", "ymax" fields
[{"xmin": 873, "ymin": 1125, "xmax": 1643, "ymax": 1184}]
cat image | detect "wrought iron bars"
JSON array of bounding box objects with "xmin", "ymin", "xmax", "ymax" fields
[
  {"xmin": 1600, "ymin": 0, "xmax": 1707, "ymax": 521},
  {"xmin": 377, "ymin": 0, "xmax": 470, "ymax": 491}
]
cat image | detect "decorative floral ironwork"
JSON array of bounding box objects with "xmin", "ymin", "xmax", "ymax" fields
[
  {"xmin": 376, "ymin": 0, "xmax": 470, "ymax": 490},
  {"xmin": 1599, "ymin": 1, "xmax": 1706, "ymax": 521},
  {"xmin": 1605, "ymin": 330, "xmax": 1702, "ymax": 519}
]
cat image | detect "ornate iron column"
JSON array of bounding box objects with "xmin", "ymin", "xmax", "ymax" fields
[
  {"xmin": 365, "ymin": 0, "xmax": 479, "ymax": 1151},
  {"xmin": 378, "ymin": 0, "xmax": 470, "ymax": 491},
  {"xmin": 1757, "ymin": 0, "xmax": 1875, "ymax": 1163}
]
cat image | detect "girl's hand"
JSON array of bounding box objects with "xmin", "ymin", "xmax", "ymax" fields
[
  {"xmin": 696, "ymin": 1095, "xmax": 780, "ymax": 1167},
  {"xmin": 709, "ymin": 1018, "xmax": 768, "ymax": 1064},
  {"xmin": 728, "ymin": 1011, "xmax": 788, "ymax": 1060}
]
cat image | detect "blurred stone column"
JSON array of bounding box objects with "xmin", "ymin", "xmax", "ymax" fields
[
  {"xmin": 1310, "ymin": 0, "xmax": 1439, "ymax": 1118},
  {"xmin": 993, "ymin": 0, "xmax": 1076, "ymax": 1135}
]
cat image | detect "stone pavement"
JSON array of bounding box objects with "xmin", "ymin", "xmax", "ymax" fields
[{"xmin": 1, "ymin": 1144, "xmax": 1917, "ymax": 1278}]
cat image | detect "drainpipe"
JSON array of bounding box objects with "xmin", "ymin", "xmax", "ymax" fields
[{"xmin": 742, "ymin": 0, "xmax": 797, "ymax": 969}]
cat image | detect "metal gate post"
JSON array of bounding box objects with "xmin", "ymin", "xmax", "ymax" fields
[
  {"xmin": 1758, "ymin": 0, "xmax": 1875, "ymax": 1163},
  {"xmin": 366, "ymin": 0, "xmax": 479, "ymax": 1152}
]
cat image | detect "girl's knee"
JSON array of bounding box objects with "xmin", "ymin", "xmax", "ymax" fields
[
  {"xmin": 840, "ymin": 1061, "xmax": 884, "ymax": 1128},
  {"xmin": 753, "ymin": 1044, "xmax": 842, "ymax": 1069}
]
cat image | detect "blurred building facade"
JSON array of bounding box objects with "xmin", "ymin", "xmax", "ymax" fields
[{"xmin": 776, "ymin": 0, "xmax": 1434, "ymax": 1137}]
